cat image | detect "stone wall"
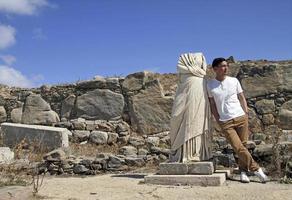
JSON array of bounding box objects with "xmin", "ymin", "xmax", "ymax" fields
[{"xmin": 0, "ymin": 59, "xmax": 291, "ymax": 176}]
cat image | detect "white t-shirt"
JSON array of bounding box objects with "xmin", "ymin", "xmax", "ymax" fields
[{"xmin": 207, "ymin": 76, "xmax": 245, "ymax": 122}]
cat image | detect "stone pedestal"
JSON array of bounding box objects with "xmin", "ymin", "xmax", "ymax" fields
[{"xmin": 144, "ymin": 162, "xmax": 228, "ymax": 186}]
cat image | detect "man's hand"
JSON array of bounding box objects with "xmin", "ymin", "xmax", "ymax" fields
[{"xmin": 238, "ymin": 92, "xmax": 248, "ymax": 114}]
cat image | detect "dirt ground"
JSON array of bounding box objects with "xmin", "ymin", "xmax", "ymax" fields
[{"xmin": 0, "ymin": 173, "xmax": 291, "ymax": 200}]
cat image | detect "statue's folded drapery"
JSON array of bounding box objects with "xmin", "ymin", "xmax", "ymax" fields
[{"xmin": 169, "ymin": 52, "xmax": 212, "ymax": 163}]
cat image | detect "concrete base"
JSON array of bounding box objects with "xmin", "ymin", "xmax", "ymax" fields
[
  {"xmin": 144, "ymin": 173, "xmax": 226, "ymax": 186},
  {"xmin": 1, "ymin": 122, "xmax": 72, "ymax": 150},
  {"xmin": 158, "ymin": 162, "xmax": 214, "ymax": 175}
]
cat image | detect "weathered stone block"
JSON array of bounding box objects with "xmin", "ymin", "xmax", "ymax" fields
[
  {"xmin": 187, "ymin": 162, "xmax": 214, "ymax": 175},
  {"xmin": 144, "ymin": 173, "xmax": 226, "ymax": 186},
  {"xmin": 158, "ymin": 163, "xmax": 188, "ymax": 175},
  {"xmin": 0, "ymin": 147, "xmax": 14, "ymax": 164},
  {"xmin": 1, "ymin": 122, "xmax": 72, "ymax": 150}
]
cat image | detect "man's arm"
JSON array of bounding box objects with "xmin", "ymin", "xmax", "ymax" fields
[
  {"xmin": 208, "ymin": 97, "xmax": 220, "ymax": 122},
  {"xmin": 238, "ymin": 92, "xmax": 248, "ymax": 114}
]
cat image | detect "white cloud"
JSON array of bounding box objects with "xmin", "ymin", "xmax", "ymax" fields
[
  {"xmin": 0, "ymin": 0, "xmax": 51, "ymax": 15},
  {"xmin": 32, "ymin": 27, "xmax": 47, "ymax": 40},
  {"xmin": 0, "ymin": 54, "xmax": 16, "ymax": 65},
  {"xmin": 0, "ymin": 24, "xmax": 16, "ymax": 49},
  {"xmin": 0, "ymin": 65, "xmax": 41, "ymax": 88}
]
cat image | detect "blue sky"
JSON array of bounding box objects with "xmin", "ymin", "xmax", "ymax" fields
[{"xmin": 0, "ymin": 0, "xmax": 291, "ymax": 87}]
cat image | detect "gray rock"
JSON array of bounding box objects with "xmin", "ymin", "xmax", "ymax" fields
[
  {"xmin": 73, "ymin": 130, "xmax": 90, "ymax": 142},
  {"xmin": 75, "ymin": 89, "xmax": 124, "ymax": 120},
  {"xmin": 108, "ymin": 155, "xmax": 125, "ymax": 168},
  {"xmin": 76, "ymin": 77, "xmax": 121, "ymax": 93},
  {"xmin": 1, "ymin": 123, "xmax": 71, "ymax": 150},
  {"xmin": 61, "ymin": 94, "xmax": 76, "ymax": 119},
  {"xmin": 122, "ymin": 71, "xmax": 153, "ymax": 92},
  {"xmin": 240, "ymin": 64, "xmax": 292, "ymax": 98},
  {"xmin": 278, "ymin": 100, "xmax": 292, "ymax": 129},
  {"xmin": 138, "ymin": 148, "xmax": 149, "ymax": 156},
  {"xmin": 119, "ymin": 145, "xmax": 137, "ymax": 156},
  {"xmin": 0, "ymin": 106, "xmax": 7, "ymax": 122},
  {"xmin": 10, "ymin": 107, "xmax": 23, "ymax": 123},
  {"xmin": 253, "ymin": 144, "xmax": 273, "ymax": 158},
  {"xmin": 71, "ymin": 118, "xmax": 86, "ymax": 130},
  {"xmin": 146, "ymin": 136, "xmax": 160, "ymax": 147},
  {"xmin": 116, "ymin": 122, "xmax": 130, "ymax": 133},
  {"xmin": 73, "ymin": 164, "xmax": 89, "ymax": 174},
  {"xmin": 21, "ymin": 94, "xmax": 60, "ymax": 125},
  {"xmin": 255, "ymin": 99, "xmax": 275, "ymax": 114},
  {"xmin": 89, "ymin": 131, "xmax": 108, "ymax": 145},
  {"xmin": 128, "ymin": 136, "xmax": 145, "ymax": 147},
  {"xmin": 125, "ymin": 157, "xmax": 145, "ymax": 167},
  {"xmin": 107, "ymin": 132, "xmax": 119, "ymax": 144},
  {"xmin": 262, "ymin": 114, "xmax": 275, "ymax": 125},
  {"xmin": 128, "ymin": 79, "xmax": 173, "ymax": 134},
  {"xmin": 248, "ymin": 108, "xmax": 263, "ymax": 133},
  {"xmin": 43, "ymin": 149, "xmax": 66, "ymax": 162},
  {"xmin": 0, "ymin": 147, "xmax": 14, "ymax": 163}
]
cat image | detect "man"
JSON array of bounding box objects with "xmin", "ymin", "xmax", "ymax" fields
[{"xmin": 207, "ymin": 57, "xmax": 268, "ymax": 183}]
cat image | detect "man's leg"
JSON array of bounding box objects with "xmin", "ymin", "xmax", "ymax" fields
[
  {"xmin": 234, "ymin": 116, "xmax": 259, "ymax": 172},
  {"xmin": 220, "ymin": 119, "xmax": 258, "ymax": 172}
]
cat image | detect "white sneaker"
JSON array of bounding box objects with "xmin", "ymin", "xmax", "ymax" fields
[
  {"xmin": 254, "ymin": 168, "xmax": 268, "ymax": 183},
  {"xmin": 240, "ymin": 171, "xmax": 250, "ymax": 183}
]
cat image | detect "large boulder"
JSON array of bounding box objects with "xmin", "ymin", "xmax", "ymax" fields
[
  {"xmin": 61, "ymin": 94, "xmax": 76, "ymax": 119},
  {"xmin": 0, "ymin": 106, "xmax": 7, "ymax": 123},
  {"xmin": 76, "ymin": 77, "xmax": 121, "ymax": 93},
  {"xmin": 255, "ymin": 99, "xmax": 275, "ymax": 114},
  {"xmin": 21, "ymin": 94, "xmax": 60, "ymax": 125},
  {"xmin": 239, "ymin": 63, "xmax": 292, "ymax": 98},
  {"xmin": 278, "ymin": 100, "xmax": 292, "ymax": 129},
  {"xmin": 11, "ymin": 107, "xmax": 23, "ymax": 123},
  {"xmin": 75, "ymin": 89, "xmax": 124, "ymax": 120},
  {"xmin": 128, "ymin": 79, "xmax": 173, "ymax": 135},
  {"xmin": 122, "ymin": 71, "xmax": 154, "ymax": 92}
]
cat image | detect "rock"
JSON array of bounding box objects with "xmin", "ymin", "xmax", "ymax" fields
[
  {"xmin": 246, "ymin": 141, "xmax": 256, "ymax": 150},
  {"xmin": 85, "ymin": 120, "xmax": 97, "ymax": 131},
  {"xmin": 262, "ymin": 114, "xmax": 275, "ymax": 125},
  {"xmin": 248, "ymin": 108, "xmax": 263, "ymax": 133},
  {"xmin": 128, "ymin": 79, "xmax": 173, "ymax": 134},
  {"xmin": 73, "ymin": 164, "xmax": 89, "ymax": 174},
  {"xmin": 146, "ymin": 136, "xmax": 160, "ymax": 147},
  {"xmin": 138, "ymin": 148, "xmax": 149, "ymax": 155},
  {"xmin": 116, "ymin": 122, "xmax": 130, "ymax": 133},
  {"xmin": 119, "ymin": 145, "xmax": 137, "ymax": 156},
  {"xmin": 108, "ymin": 155, "xmax": 125, "ymax": 168},
  {"xmin": 1, "ymin": 123, "xmax": 71, "ymax": 150},
  {"xmin": 240, "ymin": 64, "xmax": 292, "ymax": 98},
  {"xmin": 118, "ymin": 135, "xmax": 130, "ymax": 144},
  {"xmin": 89, "ymin": 131, "xmax": 108, "ymax": 145},
  {"xmin": 122, "ymin": 71, "xmax": 153, "ymax": 92},
  {"xmin": 11, "ymin": 107, "xmax": 23, "ymax": 123},
  {"xmin": 21, "ymin": 94, "xmax": 60, "ymax": 125},
  {"xmin": 73, "ymin": 130, "xmax": 90, "ymax": 142},
  {"xmin": 76, "ymin": 77, "xmax": 121, "ymax": 93},
  {"xmin": 0, "ymin": 147, "xmax": 14, "ymax": 163},
  {"xmin": 278, "ymin": 100, "xmax": 292, "ymax": 129},
  {"xmin": 253, "ymin": 133, "xmax": 267, "ymax": 141},
  {"xmin": 75, "ymin": 89, "xmax": 124, "ymax": 120},
  {"xmin": 61, "ymin": 94, "xmax": 76, "ymax": 119},
  {"xmin": 0, "ymin": 106, "xmax": 7, "ymax": 122},
  {"xmin": 125, "ymin": 157, "xmax": 145, "ymax": 167},
  {"xmin": 71, "ymin": 118, "xmax": 86, "ymax": 130},
  {"xmin": 253, "ymin": 144, "xmax": 273, "ymax": 160},
  {"xmin": 107, "ymin": 132, "xmax": 119, "ymax": 144},
  {"xmin": 213, "ymin": 152, "xmax": 236, "ymax": 167},
  {"xmin": 128, "ymin": 136, "xmax": 145, "ymax": 147},
  {"xmin": 43, "ymin": 149, "xmax": 66, "ymax": 162},
  {"xmin": 255, "ymin": 99, "xmax": 275, "ymax": 114}
]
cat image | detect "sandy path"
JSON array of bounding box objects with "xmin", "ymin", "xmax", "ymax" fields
[{"xmin": 1, "ymin": 174, "xmax": 292, "ymax": 200}]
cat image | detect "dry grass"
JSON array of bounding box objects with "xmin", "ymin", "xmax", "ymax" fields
[{"xmin": 69, "ymin": 142, "xmax": 119, "ymax": 157}]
